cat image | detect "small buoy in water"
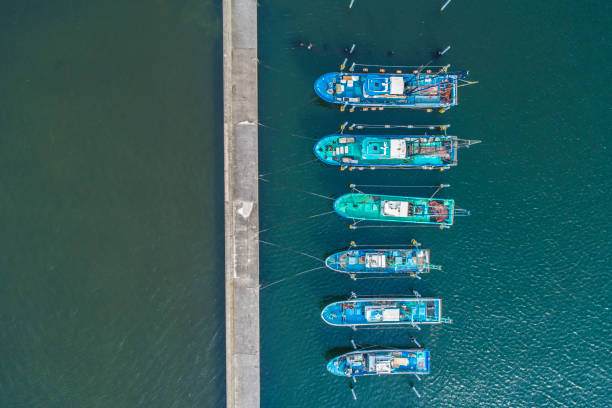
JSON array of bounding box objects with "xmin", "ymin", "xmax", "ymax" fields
[
  {"xmin": 426, "ymin": 108, "xmax": 433, "ymax": 113},
  {"xmin": 307, "ymin": 43, "xmax": 313, "ymax": 50}
]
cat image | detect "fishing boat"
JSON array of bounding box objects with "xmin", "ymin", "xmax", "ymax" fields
[
  {"xmin": 314, "ymin": 68, "xmax": 469, "ymax": 110},
  {"xmin": 327, "ymin": 349, "xmax": 430, "ymax": 377},
  {"xmin": 325, "ymin": 247, "xmax": 434, "ymax": 276},
  {"xmin": 321, "ymin": 297, "xmax": 451, "ymax": 327},
  {"xmin": 334, "ymin": 192, "xmax": 469, "ymax": 227},
  {"xmin": 314, "ymin": 134, "xmax": 461, "ymax": 169}
]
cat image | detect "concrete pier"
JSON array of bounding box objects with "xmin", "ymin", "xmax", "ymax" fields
[{"xmin": 223, "ymin": 0, "xmax": 259, "ymax": 407}]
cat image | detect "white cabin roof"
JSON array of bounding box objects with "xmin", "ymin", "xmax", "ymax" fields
[{"xmin": 390, "ymin": 76, "xmax": 405, "ymax": 95}]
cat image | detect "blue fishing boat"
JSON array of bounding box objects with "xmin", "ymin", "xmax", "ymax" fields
[
  {"xmin": 321, "ymin": 297, "xmax": 451, "ymax": 327},
  {"xmin": 314, "ymin": 67, "xmax": 470, "ymax": 111},
  {"xmin": 325, "ymin": 247, "xmax": 438, "ymax": 276},
  {"xmin": 327, "ymin": 349, "xmax": 430, "ymax": 377}
]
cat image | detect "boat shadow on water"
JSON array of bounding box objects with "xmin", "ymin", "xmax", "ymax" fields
[{"xmin": 319, "ymin": 294, "xmax": 355, "ymax": 310}]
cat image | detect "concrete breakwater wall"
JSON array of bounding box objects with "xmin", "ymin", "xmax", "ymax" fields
[{"xmin": 223, "ymin": 0, "xmax": 259, "ymax": 407}]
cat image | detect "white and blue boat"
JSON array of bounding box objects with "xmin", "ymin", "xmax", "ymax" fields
[
  {"xmin": 314, "ymin": 67, "xmax": 470, "ymax": 111},
  {"xmin": 321, "ymin": 297, "xmax": 451, "ymax": 327},
  {"xmin": 325, "ymin": 247, "xmax": 437, "ymax": 276},
  {"xmin": 327, "ymin": 349, "xmax": 430, "ymax": 377}
]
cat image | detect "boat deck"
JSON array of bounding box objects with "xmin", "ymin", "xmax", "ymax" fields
[
  {"xmin": 325, "ymin": 248, "xmax": 430, "ymax": 274},
  {"xmin": 314, "ymin": 134, "xmax": 457, "ymax": 168},
  {"xmin": 321, "ymin": 298, "xmax": 443, "ymax": 326},
  {"xmin": 315, "ymin": 72, "xmax": 459, "ymax": 109},
  {"xmin": 334, "ymin": 193, "xmax": 455, "ymax": 226},
  {"xmin": 327, "ymin": 349, "xmax": 431, "ymax": 377}
]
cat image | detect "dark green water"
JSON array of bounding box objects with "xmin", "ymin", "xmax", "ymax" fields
[
  {"xmin": 1, "ymin": 1, "xmax": 224, "ymax": 407},
  {"xmin": 259, "ymin": 1, "xmax": 611, "ymax": 407}
]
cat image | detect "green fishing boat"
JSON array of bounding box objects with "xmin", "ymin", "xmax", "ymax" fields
[{"xmin": 333, "ymin": 193, "xmax": 469, "ymax": 227}]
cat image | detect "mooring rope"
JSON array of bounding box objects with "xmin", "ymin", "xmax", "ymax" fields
[
  {"xmin": 349, "ymin": 184, "xmax": 446, "ymax": 189},
  {"xmin": 259, "ymin": 158, "xmax": 317, "ymax": 178},
  {"xmin": 351, "ymin": 326, "xmax": 420, "ymax": 330},
  {"xmin": 350, "ymin": 224, "xmax": 444, "ymax": 229},
  {"xmin": 258, "ymin": 210, "xmax": 335, "ymax": 235},
  {"xmin": 259, "ymin": 240, "xmax": 324, "ymax": 263},
  {"xmin": 257, "ymin": 122, "xmax": 319, "ymax": 141},
  {"xmin": 260, "ymin": 266, "xmax": 326, "ymax": 290},
  {"xmin": 349, "ymin": 124, "xmax": 449, "ymax": 130},
  {"xmin": 351, "ymin": 275, "xmax": 421, "ymax": 280},
  {"xmin": 259, "ymin": 177, "xmax": 335, "ymax": 201}
]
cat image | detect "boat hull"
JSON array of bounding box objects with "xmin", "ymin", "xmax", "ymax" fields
[
  {"xmin": 327, "ymin": 349, "xmax": 431, "ymax": 377},
  {"xmin": 313, "ymin": 134, "xmax": 458, "ymax": 169},
  {"xmin": 333, "ymin": 193, "xmax": 455, "ymax": 226},
  {"xmin": 325, "ymin": 248, "xmax": 430, "ymax": 274},
  {"xmin": 314, "ymin": 72, "xmax": 461, "ymax": 109},
  {"xmin": 321, "ymin": 297, "xmax": 444, "ymax": 327}
]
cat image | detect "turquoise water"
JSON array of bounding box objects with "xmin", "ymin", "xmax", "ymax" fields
[
  {"xmin": 259, "ymin": 1, "xmax": 611, "ymax": 407},
  {"xmin": 1, "ymin": 1, "xmax": 224, "ymax": 406}
]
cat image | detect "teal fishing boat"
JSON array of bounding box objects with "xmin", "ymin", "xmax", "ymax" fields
[
  {"xmin": 325, "ymin": 247, "xmax": 437, "ymax": 276},
  {"xmin": 334, "ymin": 192, "xmax": 469, "ymax": 227},
  {"xmin": 321, "ymin": 297, "xmax": 451, "ymax": 327},
  {"xmin": 314, "ymin": 66, "xmax": 473, "ymax": 111},
  {"xmin": 314, "ymin": 134, "xmax": 459, "ymax": 169},
  {"xmin": 327, "ymin": 349, "xmax": 430, "ymax": 377}
]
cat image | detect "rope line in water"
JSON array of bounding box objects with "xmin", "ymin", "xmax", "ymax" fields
[
  {"xmin": 350, "ymin": 184, "xmax": 446, "ymax": 188},
  {"xmin": 258, "ymin": 122, "xmax": 318, "ymax": 141},
  {"xmin": 260, "ymin": 177, "xmax": 335, "ymax": 200},
  {"xmin": 260, "ymin": 266, "xmax": 326, "ymax": 290},
  {"xmin": 259, "ymin": 240, "xmax": 324, "ymax": 263},
  {"xmin": 350, "ymin": 224, "xmax": 444, "ymax": 229},
  {"xmin": 352, "ymin": 275, "xmax": 421, "ymax": 280},
  {"xmin": 258, "ymin": 210, "xmax": 335, "ymax": 235},
  {"xmin": 259, "ymin": 158, "xmax": 317, "ymax": 178}
]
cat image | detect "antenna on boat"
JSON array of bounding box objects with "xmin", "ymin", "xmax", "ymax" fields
[{"xmin": 440, "ymin": 0, "xmax": 452, "ymax": 12}]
